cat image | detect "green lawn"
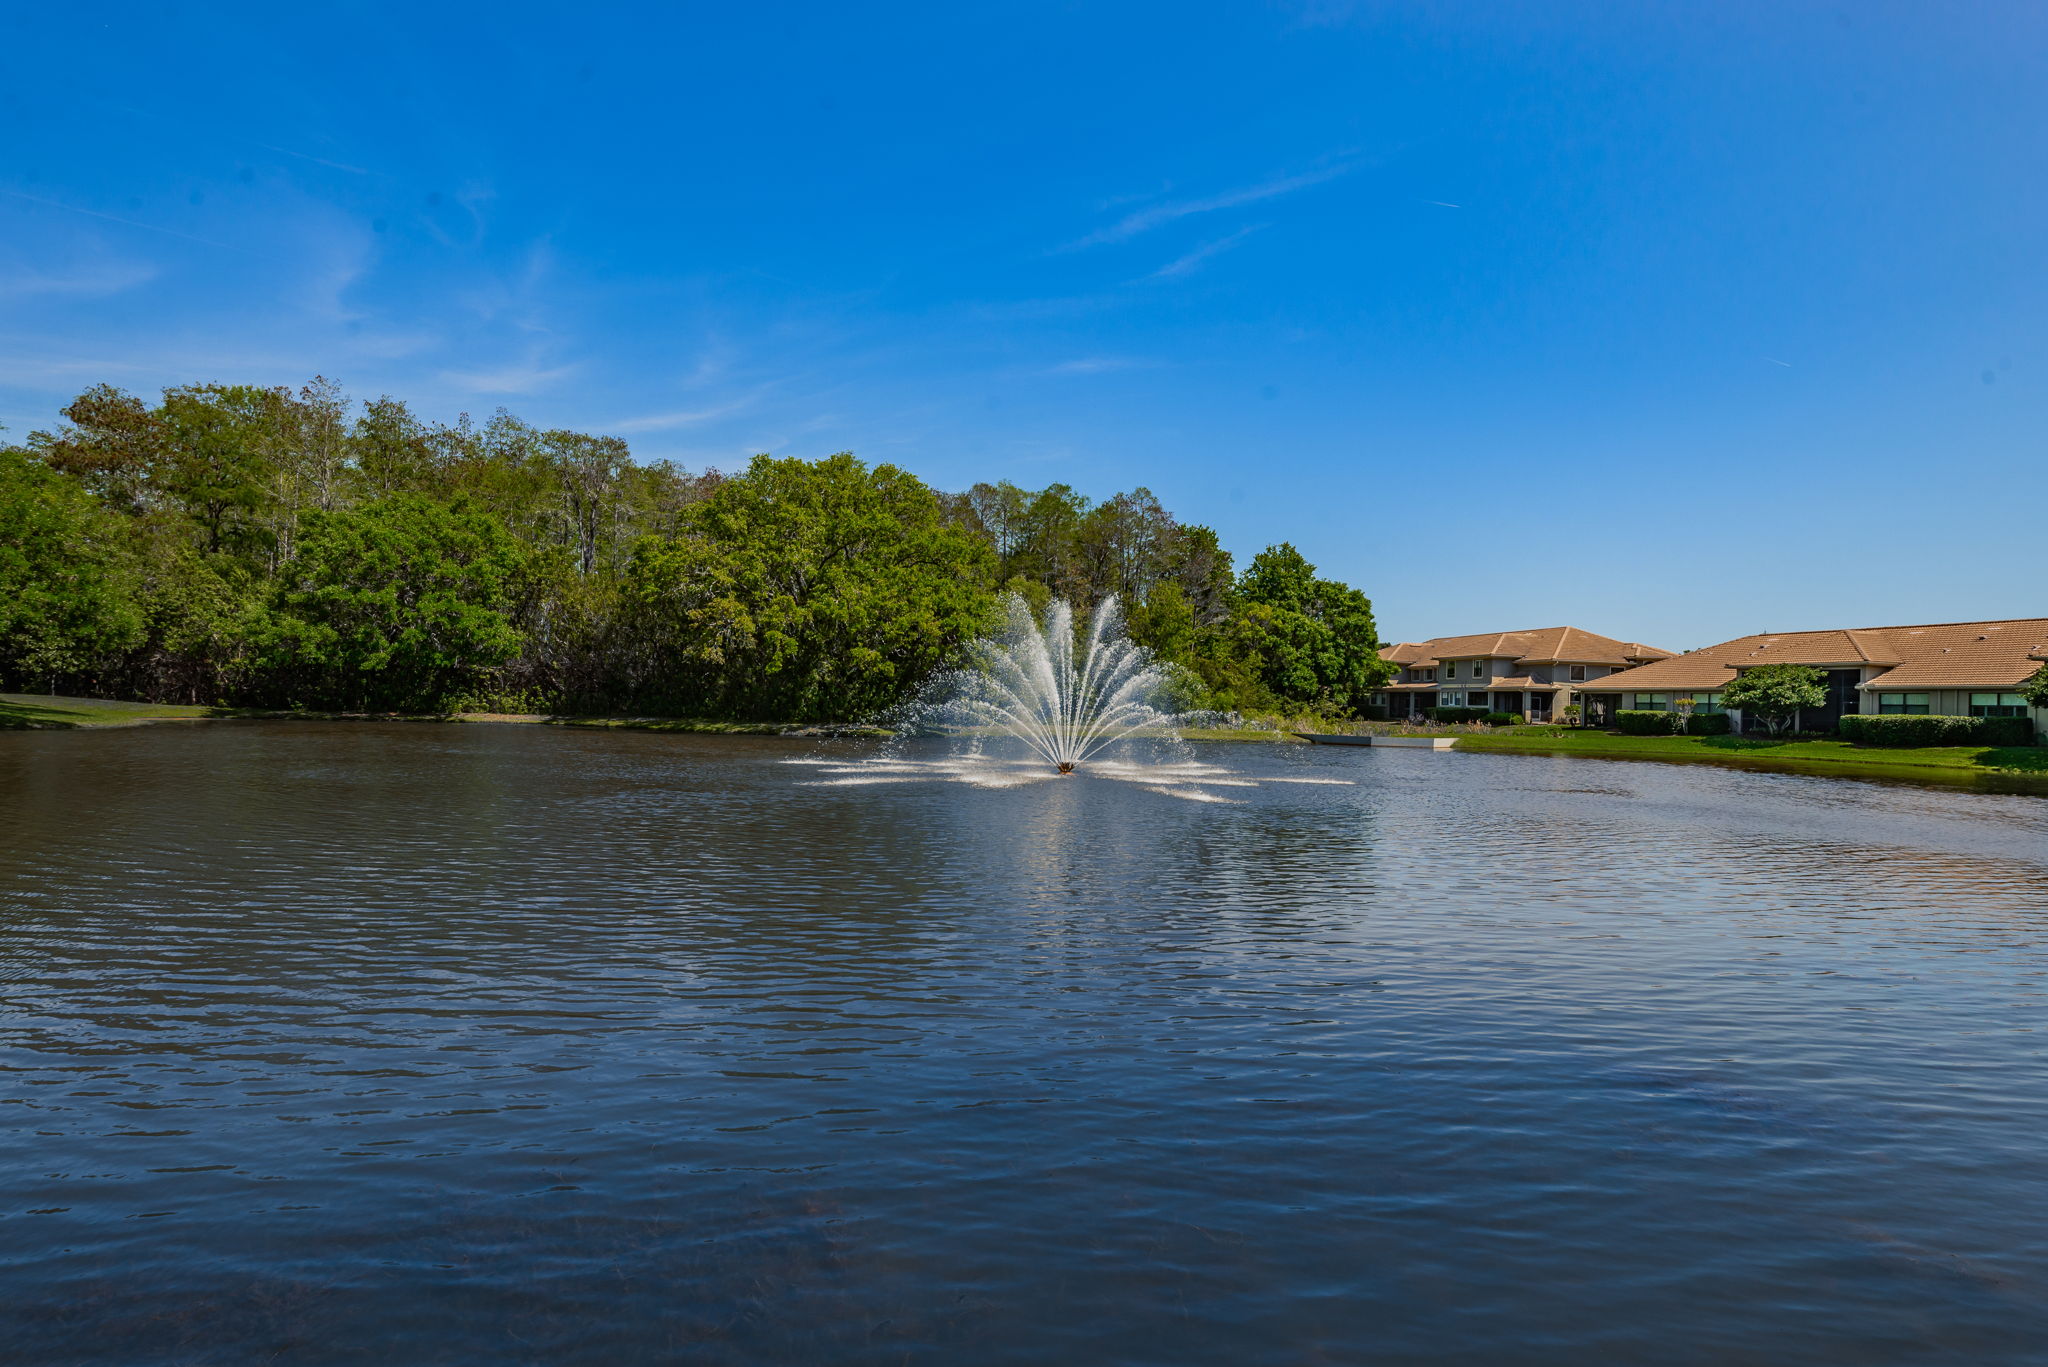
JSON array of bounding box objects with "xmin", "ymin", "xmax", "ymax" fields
[
  {"xmin": 1453, "ymin": 727, "xmax": 2048, "ymax": 776},
  {"xmin": 0, "ymin": 694, "xmax": 897, "ymax": 736},
  {"xmin": 0, "ymin": 693, "xmax": 222, "ymax": 729}
]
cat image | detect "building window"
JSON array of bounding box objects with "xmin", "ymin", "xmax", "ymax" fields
[
  {"xmin": 1878, "ymin": 693, "xmax": 1930, "ymax": 715},
  {"xmin": 1568, "ymin": 665, "xmax": 1586, "ymax": 681},
  {"xmin": 1632, "ymin": 693, "xmax": 1668, "ymax": 711},
  {"xmin": 1472, "ymin": 662, "xmax": 1486, "ymax": 679},
  {"xmin": 1422, "ymin": 668, "xmax": 1435, "ymax": 682},
  {"xmin": 1441, "ymin": 691, "xmax": 1462, "ymax": 707},
  {"xmin": 1970, "ymin": 692, "xmax": 2030, "ymax": 718}
]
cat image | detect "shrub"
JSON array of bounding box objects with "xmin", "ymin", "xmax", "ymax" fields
[
  {"xmin": 1355, "ymin": 704, "xmax": 1388, "ymax": 721},
  {"xmin": 1428, "ymin": 706, "xmax": 1488, "ymax": 723},
  {"xmin": 1980, "ymin": 716, "xmax": 2039, "ymax": 747},
  {"xmin": 1616, "ymin": 710, "xmax": 1679, "ymax": 735},
  {"xmin": 1837, "ymin": 714, "xmax": 2035, "ymax": 747},
  {"xmin": 1721, "ymin": 664, "xmax": 1827, "ymax": 736},
  {"xmin": 1685, "ymin": 712, "xmax": 1733, "ymax": 736},
  {"xmin": 1482, "ymin": 711, "xmax": 1519, "ymax": 726}
]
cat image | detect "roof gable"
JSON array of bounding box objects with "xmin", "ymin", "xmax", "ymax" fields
[{"xmin": 1379, "ymin": 626, "xmax": 1673, "ymax": 668}]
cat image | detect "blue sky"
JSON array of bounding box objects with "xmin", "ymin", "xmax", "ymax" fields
[{"xmin": 2, "ymin": 2, "xmax": 2041, "ymax": 648}]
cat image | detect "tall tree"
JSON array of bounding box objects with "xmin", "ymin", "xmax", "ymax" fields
[
  {"xmin": 30, "ymin": 385, "xmax": 167, "ymax": 516},
  {"xmin": 0, "ymin": 448, "xmax": 143, "ymax": 688},
  {"xmin": 628, "ymin": 453, "xmax": 998, "ymax": 721},
  {"xmin": 1226, "ymin": 543, "xmax": 1391, "ymax": 713},
  {"xmin": 155, "ymin": 384, "xmax": 289, "ymax": 558},
  {"xmin": 261, "ymin": 494, "xmax": 527, "ymax": 711}
]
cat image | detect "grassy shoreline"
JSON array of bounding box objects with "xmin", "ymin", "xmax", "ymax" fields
[
  {"xmin": 0, "ymin": 694, "xmax": 873, "ymax": 735},
  {"xmin": 1448, "ymin": 727, "xmax": 2048, "ymax": 778}
]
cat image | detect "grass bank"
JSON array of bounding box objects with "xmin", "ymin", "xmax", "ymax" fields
[
  {"xmin": 1, "ymin": 693, "xmax": 890, "ymax": 736},
  {"xmin": 1, "ymin": 694, "xmax": 222, "ymax": 729},
  {"xmin": 1451, "ymin": 726, "xmax": 2048, "ymax": 777}
]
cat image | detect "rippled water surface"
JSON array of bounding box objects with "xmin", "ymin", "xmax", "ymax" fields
[{"xmin": 5, "ymin": 723, "xmax": 2048, "ymax": 1365}]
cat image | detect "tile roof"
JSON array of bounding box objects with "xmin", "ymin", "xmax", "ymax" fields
[
  {"xmin": 1378, "ymin": 626, "xmax": 1672, "ymax": 670},
  {"xmin": 1383, "ymin": 676, "xmax": 1567, "ymax": 692},
  {"xmin": 1588, "ymin": 618, "xmax": 2048, "ymax": 693}
]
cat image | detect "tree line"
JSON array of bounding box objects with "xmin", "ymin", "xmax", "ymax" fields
[{"xmin": 0, "ymin": 379, "xmax": 1394, "ymax": 722}]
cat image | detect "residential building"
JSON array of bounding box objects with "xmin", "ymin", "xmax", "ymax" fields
[
  {"xmin": 1376, "ymin": 628, "xmax": 1675, "ymax": 722},
  {"xmin": 1586, "ymin": 617, "xmax": 2048, "ymax": 736}
]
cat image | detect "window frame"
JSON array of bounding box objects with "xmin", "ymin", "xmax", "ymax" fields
[
  {"xmin": 1970, "ymin": 691, "xmax": 2029, "ymax": 718},
  {"xmin": 1878, "ymin": 692, "xmax": 1930, "ymax": 715}
]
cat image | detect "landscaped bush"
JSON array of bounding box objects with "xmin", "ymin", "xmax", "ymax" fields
[
  {"xmin": 1428, "ymin": 706, "xmax": 1488, "ymax": 723},
  {"xmin": 1837, "ymin": 714, "xmax": 2034, "ymax": 747},
  {"xmin": 1355, "ymin": 704, "xmax": 1388, "ymax": 721},
  {"xmin": 1482, "ymin": 712, "xmax": 1519, "ymax": 726},
  {"xmin": 1686, "ymin": 712, "xmax": 1733, "ymax": 736},
  {"xmin": 1615, "ymin": 710, "xmax": 1679, "ymax": 735},
  {"xmin": 1980, "ymin": 716, "xmax": 2039, "ymax": 747}
]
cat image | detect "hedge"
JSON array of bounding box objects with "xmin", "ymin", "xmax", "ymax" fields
[
  {"xmin": 1355, "ymin": 705, "xmax": 1388, "ymax": 721},
  {"xmin": 1982, "ymin": 716, "xmax": 2039, "ymax": 746},
  {"xmin": 1839, "ymin": 714, "xmax": 2038, "ymax": 747},
  {"xmin": 1688, "ymin": 712, "xmax": 1733, "ymax": 736},
  {"xmin": 1428, "ymin": 706, "xmax": 1488, "ymax": 723},
  {"xmin": 1482, "ymin": 711, "xmax": 1519, "ymax": 727}
]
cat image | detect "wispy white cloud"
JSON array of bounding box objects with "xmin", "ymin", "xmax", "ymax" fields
[
  {"xmin": 1040, "ymin": 355, "xmax": 1154, "ymax": 376},
  {"xmin": 1065, "ymin": 160, "xmax": 1355, "ymax": 250},
  {"xmin": 604, "ymin": 392, "xmax": 763, "ymax": 433},
  {"xmin": 0, "ymin": 259, "xmax": 158, "ymax": 300},
  {"xmin": 1147, "ymin": 224, "xmax": 1266, "ymax": 279},
  {"xmin": 296, "ymin": 218, "xmax": 377, "ymax": 323},
  {"xmin": 251, "ymin": 141, "xmax": 371, "ymax": 176},
  {"xmin": 0, "ymin": 187, "xmax": 229, "ymax": 248},
  {"xmin": 439, "ymin": 358, "xmax": 580, "ymax": 394}
]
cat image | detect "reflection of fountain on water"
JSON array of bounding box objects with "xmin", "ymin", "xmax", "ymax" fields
[{"xmin": 787, "ymin": 593, "xmax": 1353, "ymax": 802}]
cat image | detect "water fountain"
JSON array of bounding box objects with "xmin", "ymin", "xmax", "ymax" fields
[
  {"xmin": 790, "ymin": 592, "xmax": 1353, "ymax": 800},
  {"xmin": 916, "ymin": 593, "xmax": 1186, "ymax": 773}
]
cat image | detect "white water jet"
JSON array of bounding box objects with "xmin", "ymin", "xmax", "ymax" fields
[
  {"xmin": 792, "ymin": 594, "xmax": 1355, "ymax": 798},
  {"xmin": 903, "ymin": 593, "xmax": 1190, "ymax": 774}
]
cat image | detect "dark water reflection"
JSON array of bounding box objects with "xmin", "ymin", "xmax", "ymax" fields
[{"xmin": 4, "ymin": 723, "xmax": 2048, "ymax": 1365}]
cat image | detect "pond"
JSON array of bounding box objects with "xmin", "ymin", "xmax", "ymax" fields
[{"xmin": 4, "ymin": 723, "xmax": 2047, "ymax": 1364}]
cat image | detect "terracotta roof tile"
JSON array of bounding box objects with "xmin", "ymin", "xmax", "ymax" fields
[
  {"xmin": 1590, "ymin": 618, "xmax": 2048, "ymax": 694},
  {"xmin": 1378, "ymin": 626, "xmax": 1672, "ymax": 670}
]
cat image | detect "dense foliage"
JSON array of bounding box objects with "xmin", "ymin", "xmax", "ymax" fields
[
  {"xmin": 1838, "ymin": 714, "xmax": 2035, "ymax": 748},
  {"xmin": 0, "ymin": 380, "xmax": 1393, "ymax": 721},
  {"xmin": 1718, "ymin": 664, "xmax": 1827, "ymax": 736},
  {"xmin": 2022, "ymin": 664, "xmax": 2048, "ymax": 712}
]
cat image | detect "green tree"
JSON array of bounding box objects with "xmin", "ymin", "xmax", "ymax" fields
[
  {"xmin": 155, "ymin": 383, "xmax": 292, "ymax": 557},
  {"xmin": 0, "ymin": 447, "xmax": 144, "ymax": 688},
  {"xmin": 262, "ymin": 494, "xmax": 526, "ymax": 710},
  {"xmin": 1719, "ymin": 663, "xmax": 1827, "ymax": 736},
  {"xmin": 1226, "ymin": 543, "xmax": 1391, "ymax": 713},
  {"xmin": 30, "ymin": 384, "xmax": 167, "ymax": 515},
  {"xmin": 627, "ymin": 452, "xmax": 998, "ymax": 721},
  {"xmin": 2017, "ymin": 664, "xmax": 2048, "ymax": 716}
]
